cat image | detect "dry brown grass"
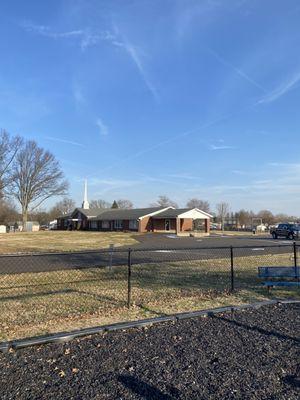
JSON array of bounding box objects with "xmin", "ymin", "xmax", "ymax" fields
[
  {"xmin": 0, "ymin": 231, "xmax": 138, "ymax": 254},
  {"xmin": 0, "ymin": 252, "xmax": 299, "ymax": 341},
  {"xmin": 212, "ymin": 231, "xmax": 268, "ymax": 236}
]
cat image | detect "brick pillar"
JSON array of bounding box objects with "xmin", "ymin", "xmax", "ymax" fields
[
  {"xmin": 176, "ymin": 218, "xmax": 181, "ymax": 234},
  {"xmin": 205, "ymin": 219, "xmax": 210, "ymax": 234},
  {"xmin": 138, "ymin": 219, "xmax": 142, "ymax": 233}
]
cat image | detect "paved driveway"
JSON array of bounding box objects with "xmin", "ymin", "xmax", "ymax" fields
[
  {"xmin": 132, "ymin": 233, "xmax": 290, "ymax": 249},
  {"xmin": 0, "ymin": 233, "xmax": 295, "ymax": 275}
]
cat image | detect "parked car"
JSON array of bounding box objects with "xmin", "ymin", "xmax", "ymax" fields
[
  {"xmin": 49, "ymin": 222, "xmax": 57, "ymax": 230},
  {"xmin": 270, "ymin": 223, "xmax": 300, "ymax": 240}
]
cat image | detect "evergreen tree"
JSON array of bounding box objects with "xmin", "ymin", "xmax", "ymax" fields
[{"xmin": 111, "ymin": 200, "xmax": 118, "ymax": 209}]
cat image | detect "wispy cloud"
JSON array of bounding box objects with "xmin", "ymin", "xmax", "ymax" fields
[
  {"xmin": 88, "ymin": 177, "xmax": 141, "ymax": 196},
  {"xmin": 108, "ymin": 24, "xmax": 159, "ymax": 102},
  {"xmin": 232, "ymin": 169, "xmax": 247, "ymax": 175},
  {"xmin": 175, "ymin": 0, "xmax": 221, "ymax": 40},
  {"xmin": 268, "ymin": 162, "xmax": 300, "ymax": 170},
  {"xmin": 22, "ymin": 21, "xmax": 83, "ymax": 38},
  {"xmin": 96, "ymin": 118, "xmax": 109, "ymax": 136},
  {"xmin": 89, "ymin": 178, "xmax": 139, "ymax": 187},
  {"xmin": 44, "ymin": 136, "xmax": 85, "ymax": 147},
  {"xmin": 72, "ymin": 82, "xmax": 86, "ymax": 105},
  {"xmin": 209, "ymin": 144, "xmax": 236, "ymax": 151},
  {"xmin": 206, "ymin": 47, "xmax": 267, "ymax": 92},
  {"xmin": 119, "ymin": 39, "xmax": 159, "ymax": 102},
  {"xmin": 134, "ymin": 174, "xmax": 176, "ymax": 185},
  {"xmin": 22, "ymin": 20, "xmax": 159, "ymax": 102},
  {"xmin": 21, "ymin": 21, "xmax": 107, "ymax": 51},
  {"xmin": 97, "ymin": 105, "xmax": 252, "ymax": 174},
  {"xmin": 258, "ymin": 71, "xmax": 300, "ymax": 104},
  {"xmin": 164, "ymin": 173, "xmax": 202, "ymax": 180}
]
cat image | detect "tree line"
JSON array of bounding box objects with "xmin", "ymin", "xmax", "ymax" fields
[
  {"xmin": 24, "ymin": 195, "xmax": 297, "ymax": 229},
  {"xmin": 0, "ymin": 130, "xmax": 298, "ymax": 228}
]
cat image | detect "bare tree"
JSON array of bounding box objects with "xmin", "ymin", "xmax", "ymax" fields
[
  {"xmin": 90, "ymin": 199, "xmax": 110, "ymax": 209},
  {"xmin": 186, "ymin": 198, "xmax": 210, "ymax": 212},
  {"xmin": 235, "ymin": 209, "xmax": 254, "ymax": 228},
  {"xmin": 49, "ymin": 197, "xmax": 75, "ymax": 219},
  {"xmin": 274, "ymin": 213, "xmax": 297, "ymax": 223},
  {"xmin": 9, "ymin": 140, "xmax": 68, "ymax": 228},
  {"xmin": 117, "ymin": 199, "xmax": 133, "ymax": 209},
  {"xmin": 0, "ymin": 198, "xmax": 19, "ymax": 225},
  {"xmin": 216, "ymin": 202, "xmax": 230, "ymax": 231},
  {"xmin": 151, "ymin": 195, "xmax": 178, "ymax": 208},
  {"xmin": 29, "ymin": 209, "xmax": 51, "ymax": 225},
  {"xmin": 0, "ymin": 129, "xmax": 22, "ymax": 194},
  {"xmin": 256, "ymin": 210, "xmax": 275, "ymax": 225},
  {"xmin": 274, "ymin": 213, "xmax": 289, "ymax": 223}
]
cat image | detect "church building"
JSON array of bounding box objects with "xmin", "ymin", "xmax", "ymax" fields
[{"xmin": 57, "ymin": 181, "xmax": 212, "ymax": 235}]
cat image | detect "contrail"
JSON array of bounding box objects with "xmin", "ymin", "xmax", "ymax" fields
[
  {"xmin": 206, "ymin": 47, "xmax": 267, "ymax": 93},
  {"xmin": 95, "ymin": 101, "xmax": 257, "ymax": 175}
]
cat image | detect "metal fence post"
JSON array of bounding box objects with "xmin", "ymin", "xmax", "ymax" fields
[
  {"xmin": 108, "ymin": 243, "xmax": 114, "ymax": 271},
  {"xmin": 230, "ymin": 246, "xmax": 234, "ymax": 292},
  {"xmin": 293, "ymin": 241, "xmax": 298, "ymax": 279},
  {"xmin": 127, "ymin": 248, "xmax": 132, "ymax": 309}
]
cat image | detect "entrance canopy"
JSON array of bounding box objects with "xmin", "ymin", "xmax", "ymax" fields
[
  {"xmin": 151, "ymin": 208, "xmax": 212, "ymax": 220},
  {"xmin": 151, "ymin": 208, "xmax": 212, "ymax": 234}
]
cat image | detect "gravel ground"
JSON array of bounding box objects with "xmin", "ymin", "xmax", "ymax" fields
[{"xmin": 0, "ymin": 303, "xmax": 299, "ymax": 400}]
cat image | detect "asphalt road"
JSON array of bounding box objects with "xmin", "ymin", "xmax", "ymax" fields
[{"xmin": 0, "ymin": 234, "xmax": 296, "ymax": 275}]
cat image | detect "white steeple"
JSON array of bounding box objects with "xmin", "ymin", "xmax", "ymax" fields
[{"xmin": 82, "ymin": 179, "xmax": 90, "ymax": 209}]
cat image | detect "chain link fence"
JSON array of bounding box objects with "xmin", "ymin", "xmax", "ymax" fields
[
  {"xmin": 233, "ymin": 244, "xmax": 298, "ymax": 290},
  {"xmin": 0, "ymin": 244, "xmax": 299, "ymax": 340}
]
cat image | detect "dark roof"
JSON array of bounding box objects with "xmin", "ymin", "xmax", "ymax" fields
[
  {"xmin": 151, "ymin": 208, "xmax": 191, "ymax": 218},
  {"xmin": 57, "ymin": 213, "xmax": 72, "ymax": 220},
  {"xmin": 93, "ymin": 207, "xmax": 166, "ymax": 221},
  {"xmin": 72, "ymin": 208, "xmax": 108, "ymax": 218}
]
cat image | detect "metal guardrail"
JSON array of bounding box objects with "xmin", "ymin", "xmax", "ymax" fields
[{"xmin": 1, "ymin": 300, "xmax": 299, "ymax": 352}]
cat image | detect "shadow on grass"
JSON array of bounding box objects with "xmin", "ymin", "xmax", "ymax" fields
[
  {"xmin": 0, "ymin": 287, "xmax": 128, "ymax": 309},
  {"xmin": 73, "ymin": 289, "xmax": 127, "ymax": 308},
  {"xmin": 0, "ymin": 276, "xmax": 116, "ymax": 291},
  {"xmin": 135, "ymin": 303, "xmax": 169, "ymax": 317},
  {"xmin": 0, "ymin": 266, "xmax": 128, "ymax": 291},
  {"xmin": 132, "ymin": 266, "xmax": 232, "ymax": 292},
  {"xmin": 0, "ymin": 257, "xmax": 276, "ymax": 296},
  {"xmin": 0, "ymin": 288, "xmax": 75, "ymax": 302}
]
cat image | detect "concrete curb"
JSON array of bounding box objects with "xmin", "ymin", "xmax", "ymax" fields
[{"xmin": 1, "ymin": 299, "xmax": 299, "ymax": 353}]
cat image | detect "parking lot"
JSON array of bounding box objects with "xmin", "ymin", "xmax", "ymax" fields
[
  {"xmin": 133, "ymin": 232, "xmax": 294, "ymax": 249},
  {"xmin": 0, "ymin": 233, "xmax": 296, "ymax": 275}
]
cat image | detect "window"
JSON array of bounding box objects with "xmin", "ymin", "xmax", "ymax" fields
[
  {"xmin": 90, "ymin": 221, "xmax": 98, "ymax": 229},
  {"xmin": 129, "ymin": 219, "xmax": 138, "ymax": 230},
  {"xmin": 114, "ymin": 220, "xmax": 123, "ymax": 229},
  {"xmin": 102, "ymin": 221, "xmax": 110, "ymax": 229}
]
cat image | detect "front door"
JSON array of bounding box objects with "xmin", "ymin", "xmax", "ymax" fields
[{"xmin": 165, "ymin": 219, "xmax": 170, "ymax": 231}]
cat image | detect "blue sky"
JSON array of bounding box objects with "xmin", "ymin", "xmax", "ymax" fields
[{"xmin": 1, "ymin": 0, "xmax": 300, "ymax": 214}]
